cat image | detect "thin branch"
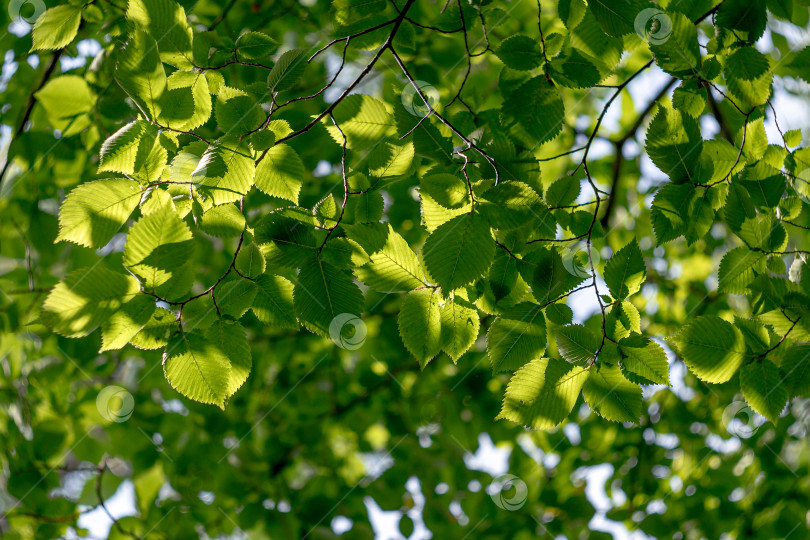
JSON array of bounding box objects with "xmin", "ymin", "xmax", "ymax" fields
[
  {"xmin": 0, "ymin": 49, "xmax": 64, "ymax": 191},
  {"xmin": 207, "ymin": 0, "xmax": 238, "ymax": 30},
  {"xmin": 262, "ymin": 0, "xmax": 417, "ymax": 158},
  {"xmin": 601, "ymin": 77, "xmax": 677, "ymax": 227},
  {"xmin": 388, "ymin": 46, "xmax": 501, "ymax": 184}
]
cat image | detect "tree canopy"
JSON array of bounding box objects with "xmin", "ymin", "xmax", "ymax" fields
[{"xmin": 1, "ymin": 0, "xmax": 810, "ymax": 538}]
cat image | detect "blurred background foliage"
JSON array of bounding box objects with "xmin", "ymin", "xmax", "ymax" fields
[{"xmin": 1, "ymin": 0, "xmax": 810, "ymax": 538}]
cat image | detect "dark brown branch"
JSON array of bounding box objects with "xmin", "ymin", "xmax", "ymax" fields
[
  {"xmin": 702, "ymin": 80, "xmax": 734, "ymax": 142},
  {"xmin": 207, "ymin": 0, "xmax": 238, "ymax": 30},
  {"xmin": 261, "ymin": 0, "xmax": 416, "ymax": 159},
  {"xmin": 600, "ymin": 77, "xmax": 677, "ymax": 228},
  {"xmin": 0, "ymin": 49, "xmax": 64, "ymax": 191}
]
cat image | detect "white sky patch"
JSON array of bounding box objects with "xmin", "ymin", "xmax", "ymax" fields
[{"xmin": 77, "ymin": 480, "xmax": 137, "ymax": 539}]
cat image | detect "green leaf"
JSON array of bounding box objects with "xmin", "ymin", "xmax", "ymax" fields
[
  {"xmin": 115, "ymin": 30, "xmax": 167, "ymax": 121},
  {"xmin": 484, "ymin": 248, "xmax": 522, "ymax": 308},
  {"xmin": 496, "ymin": 357, "xmax": 589, "ymax": 429},
  {"xmin": 501, "ymin": 76, "xmax": 565, "ymax": 146},
  {"xmin": 440, "ymin": 298, "xmax": 479, "ymax": 363},
  {"xmin": 347, "ymin": 223, "xmax": 426, "ymax": 292},
  {"xmin": 325, "ymin": 94, "xmax": 394, "ymax": 149},
  {"xmin": 735, "ymin": 213, "xmax": 786, "ymax": 251},
  {"xmin": 653, "ymin": 185, "xmax": 693, "ymax": 240},
  {"xmin": 556, "ymin": 324, "xmax": 599, "ymax": 366},
  {"xmin": 673, "ymin": 315, "xmax": 748, "ymax": 383},
  {"xmin": 784, "ymin": 129, "xmax": 802, "ymax": 148},
  {"xmin": 355, "ymin": 190, "xmax": 384, "ymax": 223},
  {"xmin": 255, "ymin": 207, "xmax": 318, "ymax": 267},
  {"xmin": 235, "ymin": 242, "xmax": 265, "ymax": 279},
  {"xmin": 252, "ymin": 274, "xmax": 297, "ymax": 329},
  {"xmin": 648, "ymin": 11, "xmax": 700, "ymax": 75},
  {"xmin": 724, "ymin": 180, "xmax": 757, "ymax": 232},
  {"xmin": 760, "ymin": 309, "xmax": 810, "ymax": 343},
  {"xmin": 235, "ymin": 32, "xmax": 278, "ymax": 60},
  {"xmin": 216, "ymin": 279, "xmax": 259, "ymax": 319},
  {"xmin": 100, "ymin": 295, "xmax": 156, "ymax": 352},
  {"xmin": 333, "ymin": 0, "xmax": 386, "ymax": 19},
  {"xmin": 123, "ymin": 204, "xmax": 195, "ymax": 294},
  {"xmin": 724, "ymin": 47, "xmax": 772, "ymax": 107},
  {"xmin": 159, "ymin": 71, "xmax": 212, "ymax": 131},
  {"xmin": 604, "ymin": 240, "xmax": 646, "ymax": 300},
  {"xmin": 129, "ymin": 308, "xmax": 176, "ymax": 350},
  {"xmin": 181, "ymin": 296, "xmax": 219, "ymax": 332},
  {"xmin": 42, "ymin": 267, "xmax": 141, "ymax": 338},
  {"xmin": 56, "ymin": 179, "xmax": 142, "ymax": 248},
  {"xmin": 545, "ymin": 303, "xmax": 574, "ymax": 325},
  {"xmin": 192, "ymin": 141, "xmax": 256, "ymax": 205},
  {"xmin": 251, "ymin": 129, "xmax": 276, "ymax": 152},
  {"xmin": 266, "ymin": 49, "xmax": 308, "ymax": 92},
  {"xmin": 313, "ymin": 197, "xmax": 345, "ymax": 229},
  {"xmin": 480, "ymin": 181, "xmax": 555, "ymax": 234},
  {"xmin": 134, "ymin": 463, "xmax": 164, "ymax": 515},
  {"xmin": 672, "ymin": 81, "xmax": 706, "ymax": 118},
  {"xmin": 739, "ymin": 163, "xmax": 785, "ymax": 209},
  {"xmin": 294, "ymin": 257, "xmax": 364, "ymax": 337},
  {"xmin": 210, "ymin": 319, "xmax": 252, "ymax": 398},
  {"xmin": 351, "ymin": 174, "xmax": 384, "ymax": 223},
  {"xmin": 369, "ymin": 139, "xmax": 414, "ymax": 179},
  {"xmin": 420, "ymin": 188, "xmax": 471, "ymax": 232},
  {"xmin": 588, "ymin": 0, "xmax": 651, "ymax": 37},
  {"xmin": 545, "ymin": 177, "xmax": 581, "ymax": 208},
  {"xmin": 693, "ymin": 139, "xmax": 743, "ymax": 186},
  {"xmin": 31, "ymin": 5, "xmax": 81, "ymax": 51},
  {"xmin": 255, "ymin": 144, "xmax": 304, "ymax": 203},
  {"xmin": 487, "ymin": 302, "xmax": 547, "ymax": 373},
  {"xmin": 645, "ymin": 106, "xmax": 703, "ymax": 183},
  {"xmin": 549, "ymin": 49, "xmax": 601, "ymax": 88},
  {"xmin": 605, "ymin": 301, "xmax": 641, "ymax": 340},
  {"xmin": 423, "ymin": 212, "xmax": 494, "ymax": 291},
  {"xmin": 569, "ymin": 11, "xmax": 623, "ymax": 76},
  {"xmin": 716, "ymin": 0, "xmax": 767, "ymax": 42},
  {"xmin": 215, "ymin": 85, "xmax": 266, "ymax": 134},
  {"xmin": 420, "ymin": 173, "xmax": 470, "ymax": 210},
  {"xmin": 619, "ymin": 335, "xmax": 670, "ymax": 385},
  {"xmin": 495, "ymin": 35, "xmax": 544, "ymax": 71},
  {"xmin": 201, "ymin": 204, "xmax": 246, "ymax": 238},
  {"xmin": 781, "ymin": 344, "xmax": 810, "ymax": 397},
  {"xmin": 685, "ymin": 193, "xmax": 715, "ymax": 245},
  {"xmin": 34, "ymin": 75, "xmax": 95, "ymax": 135},
  {"xmin": 163, "ymin": 332, "xmax": 232, "ymax": 408},
  {"xmin": 718, "ymin": 247, "xmax": 766, "ymax": 294},
  {"xmin": 321, "ymin": 237, "xmax": 368, "ymax": 268},
  {"xmin": 99, "ymin": 121, "xmax": 167, "ymax": 184},
  {"xmin": 127, "ymin": 0, "xmax": 194, "ymax": 69},
  {"xmin": 582, "ymin": 363, "xmax": 642, "ymax": 423},
  {"xmin": 740, "ymin": 360, "xmax": 787, "ymax": 422},
  {"xmin": 735, "ymin": 317, "xmax": 770, "ymax": 354},
  {"xmin": 741, "ymin": 118, "xmax": 768, "ymax": 162},
  {"xmin": 405, "ymin": 115, "xmax": 454, "ymax": 164},
  {"xmin": 786, "ymin": 46, "xmax": 810, "ymax": 84},
  {"xmin": 519, "ymin": 247, "xmax": 584, "ymax": 304},
  {"xmin": 398, "ymin": 289, "xmax": 442, "ymax": 368}
]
